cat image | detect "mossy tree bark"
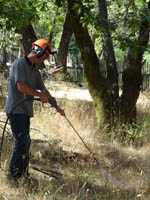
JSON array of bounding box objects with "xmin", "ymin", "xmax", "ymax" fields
[
  {"xmin": 67, "ymin": 0, "xmax": 150, "ymax": 129},
  {"xmin": 120, "ymin": 14, "xmax": 150, "ymax": 123},
  {"xmin": 67, "ymin": 0, "xmax": 113, "ymax": 128}
]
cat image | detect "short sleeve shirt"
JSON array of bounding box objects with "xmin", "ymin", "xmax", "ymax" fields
[{"xmin": 5, "ymin": 56, "xmax": 45, "ymax": 117}]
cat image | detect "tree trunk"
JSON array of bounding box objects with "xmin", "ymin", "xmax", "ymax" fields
[
  {"xmin": 98, "ymin": 0, "xmax": 119, "ymax": 100},
  {"xmin": 16, "ymin": 24, "xmax": 45, "ymax": 69},
  {"xmin": 49, "ymin": 18, "xmax": 56, "ymax": 44},
  {"xmin": 67, "ymin": 0, "xmax": 112, "ymax": 128},
  {"xmin": 1, "ymin": 47, "xmax": 8, "ymax": 71},
  {"xmin": 57, "ymin": 10, "xmax": 73, "ymax": 74},
  {"xmin": 120, "ymin": 9, "xmax": 150, "ymax": 123},
  {"xmin": 67, "ymin": 0, "xmax": 150, "ymax": 130},
  {"xmin": 16, "ymin": 24, "xmax": 37, "ymax": 54}
]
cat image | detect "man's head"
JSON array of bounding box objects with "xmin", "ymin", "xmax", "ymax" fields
[{"xmin": 32, "ymin": 39, "xmax": 51, "ymax": 61}]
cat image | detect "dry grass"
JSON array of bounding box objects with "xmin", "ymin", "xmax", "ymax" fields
[
  {"xmin": 31, "ymin": 98, "xmax": 98, "ymax": 153},
  {"xmin": 1, "ymin": 80, "xmax": 150, "ymax": 199}
]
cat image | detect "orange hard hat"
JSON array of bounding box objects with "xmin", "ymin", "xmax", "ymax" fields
[{"xmin": 32, "ymin": 39, "xmax": 51, "ymax": 60}]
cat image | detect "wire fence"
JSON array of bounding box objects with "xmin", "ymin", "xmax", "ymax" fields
[
  {"xmin": 141, "ymin": 62, "xmax": 150, "ymax": 92},
  {"xmin": 67, "ymin": 61, "xmax": 150, "ymax": 92}
]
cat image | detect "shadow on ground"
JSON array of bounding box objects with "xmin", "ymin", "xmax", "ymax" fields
[{"xmin": 1, "ymin": 137, "xmax": 150, "ymax": 199}]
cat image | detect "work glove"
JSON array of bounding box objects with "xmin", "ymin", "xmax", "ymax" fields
[{"xmin": 48, "ymin": 96, "xmax": 58, "ymax": 108}]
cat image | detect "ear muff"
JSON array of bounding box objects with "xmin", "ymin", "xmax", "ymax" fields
[{"xmin": 36, "ymin": 47, "xmax": 45, "ymax": 58}]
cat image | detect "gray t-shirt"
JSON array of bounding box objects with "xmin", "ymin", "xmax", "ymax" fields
[{"xmin": 5, "ymin": 56, "xmax": 45, "ymax": 117}]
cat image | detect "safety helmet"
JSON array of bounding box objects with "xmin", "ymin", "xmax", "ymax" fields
[{"xmin": 32, "ymin": 39, "xmax": 51, "ymax": 60}]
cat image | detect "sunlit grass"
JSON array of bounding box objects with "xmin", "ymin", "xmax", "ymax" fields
[{"xmin": 1, "ymin": 82, "xmax": 150, "ymax": 199}]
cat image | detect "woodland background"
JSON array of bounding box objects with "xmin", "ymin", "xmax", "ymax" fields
[{"xmin": 0, "ymin": 0, "xmax": 150, "ymax": 199}]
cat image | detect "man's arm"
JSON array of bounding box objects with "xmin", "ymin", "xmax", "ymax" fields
[
  {"xmin": 17, "ymin": 82, "xmax": 49, "ymax": 103},
  {"xmin": 17, "ymin": 82, "xmax": 65, "ymax": 116},
  {"xmin": 41, "ymin": 88, "xmax": 58, "ymax": 108}
]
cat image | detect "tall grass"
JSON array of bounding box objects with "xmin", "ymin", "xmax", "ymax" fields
[{"xmin": 1, "ymin": 84, "xmax": 150, "ymax": 199}]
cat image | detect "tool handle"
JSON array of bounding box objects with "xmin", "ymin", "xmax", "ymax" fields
[{"xmin": 48, "ymin": 97, "xmax": 58, "ymax": 108}]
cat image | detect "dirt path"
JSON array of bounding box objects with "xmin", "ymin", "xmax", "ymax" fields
[{"xmin": 46, "ymin": 81, "xmax": 150, "ymax": 106}]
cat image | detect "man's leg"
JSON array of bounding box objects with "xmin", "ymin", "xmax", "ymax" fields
[{"xmin": 8, "ymin": 114, "xmax": 30, "ymax": 180}]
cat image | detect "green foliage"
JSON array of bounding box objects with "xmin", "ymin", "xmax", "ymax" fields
[
  {"xmin": 109, "ymin": 0, "xmax": 150, "ymax": 52},
  {"xmin": 0, "ymin": 28, "xmax": 21, "ymax": 52},
  {"xmin": 0, "ymin": 0, "xmax": 39, "ymax": 30},
  {"xmin": 0, "ymin": 0, "xmax": 67, "ymax": 51},
  {"xmin": 33, "ymin": 1, "xmax": 67, "ymax": 49},
  {"xmin": 0, "ymin": 0, "xmax": 150, "ymax": 66},
  {"xmin": 67, "ymin": 0, "xmax": 150, "ymax": 62}
]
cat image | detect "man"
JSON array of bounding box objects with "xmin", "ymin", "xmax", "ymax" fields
[{"xmin": 5, "ymin": 38, "xmax": 65, "ymax": 181}]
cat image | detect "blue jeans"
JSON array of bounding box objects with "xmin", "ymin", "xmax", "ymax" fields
[{"xmin": 8, "ymin": 114, "xmax": 31, "ymax": 179}]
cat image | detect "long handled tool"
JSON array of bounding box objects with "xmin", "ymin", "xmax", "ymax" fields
[
  {"xmin": 0, "ymin": 98, "xmax": 126, "ymax": 187},
  {"xmin": 64, "ymin": 116, "xmax": 126, "ymax": 187},
  {"xmin": 64, "ymin": 116, "xmax": 108, "ymax": 183}
]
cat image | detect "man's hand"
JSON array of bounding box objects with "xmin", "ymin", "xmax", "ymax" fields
[
  {"xmin": 39, "ymin": 92, "xmax": 49, "ymax": 103},
  {"xmin": 48, "ymin": 97, "xmax": 65, "ymax": 116},
  {"xmin": 56, "ymin": 106, "xmax": 66, "ymax": 116}
]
